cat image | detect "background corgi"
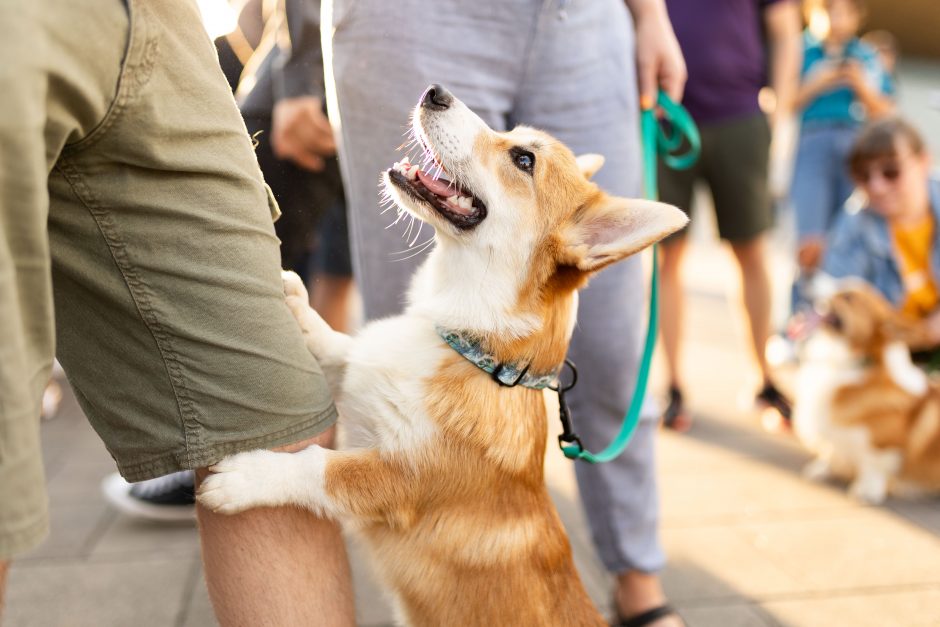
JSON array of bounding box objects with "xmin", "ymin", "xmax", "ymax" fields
[
  {"xmin": 794, "ymin": 281, "xmax": 940, "ymax": 504},
  {"xmin": 198, "ymin": 85, "xmax": 687, "ymax": 625}
]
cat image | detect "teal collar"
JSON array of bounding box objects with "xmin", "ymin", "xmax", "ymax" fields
[{"xmin": 436, "ymin": 326, "xmax": 560, "ymax": 389}]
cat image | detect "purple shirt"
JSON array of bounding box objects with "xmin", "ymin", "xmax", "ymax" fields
[{"xmin": 665, "ymin": 0, "xmax": 788, "ymax": 125}]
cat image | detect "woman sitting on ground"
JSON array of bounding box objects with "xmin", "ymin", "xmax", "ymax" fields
[{"xmin": 823, "ymin": 116, "xmax": 940, "ymax": 350}]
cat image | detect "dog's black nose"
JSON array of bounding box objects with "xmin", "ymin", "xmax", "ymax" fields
[{"xmin": 422, "ymin": 84, "xmax": 452, "ymax": 111}]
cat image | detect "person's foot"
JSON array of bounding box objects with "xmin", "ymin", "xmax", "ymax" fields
[
  {"xmin": 756, "ymin": 380, "xmax": 792, "ymax": 430},
  {"xmin": 661, "ymin": 386, "xmax": 692, "ymax": 433},
  {"xmin": 614, "ymin": 571, "xmax": 684, "ymax": 627},
  {"xmin": 102, "ymin": 471, "xmax": 196, "ymax": 521}
]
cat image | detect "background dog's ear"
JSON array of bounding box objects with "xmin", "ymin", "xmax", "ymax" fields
[
  {"xmin": 883, "ymin": 314, "xmax": 932, "ymax": 350},
  {"xmin": 560, "ymin": 195, "xmax": 688, "ymax": 273},
  {"xmin": 575, "ymin": 154, "xmax": 605, "ymax": 180}
]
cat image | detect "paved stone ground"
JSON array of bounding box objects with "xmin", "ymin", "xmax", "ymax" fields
[{"xmin": 6, "ymin": 59, "xmax": 940, "ymax": 627}]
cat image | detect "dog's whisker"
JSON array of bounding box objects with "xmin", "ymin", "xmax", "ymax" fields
[
  {"xmin": 409, "ymin": 221, "xmax": 424, "ymax": 247},
  {"xmin": 390, "ymin": 236, "xmax": 435, "ymax": 262}
]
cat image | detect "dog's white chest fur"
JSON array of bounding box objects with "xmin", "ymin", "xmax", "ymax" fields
[
  {"xmin": 794, "ymin": 332, "xmax": 866, "ymax": 461},
  {"xmin": 337, "ymin": 317, "xmax": 447, "ymax": 451}
]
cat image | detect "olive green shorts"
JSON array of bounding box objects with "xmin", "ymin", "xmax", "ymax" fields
[
  {"xmin": 0, "ymin": 0, "xmax": 337, "ymax": 558},
  {"xmin": 659, "ymin": 113, "xmax": 773, "ymax": 242}
]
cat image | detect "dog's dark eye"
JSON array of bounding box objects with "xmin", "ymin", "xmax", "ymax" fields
[{"xmin": 510, "ymin": 147, "xmax": 535, "ymax": 174}]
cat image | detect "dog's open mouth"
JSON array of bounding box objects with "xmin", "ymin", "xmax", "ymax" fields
[{"xmin": 387, "ymin": 157, "xmax": 487, "ymax": 229}]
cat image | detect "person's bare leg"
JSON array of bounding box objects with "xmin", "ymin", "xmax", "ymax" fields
[
  {"xmin": 1, "ymin": 560, "xmax": 8, "ymax": 620},
  {"xmin": 196, "ymin": 428, "xmax": 354, "ymax": 627},
  {"xmin": 659, "ymin": 238, "xmax": 688, "ymax": 390},
  {"xmin": 310, "ymin": 275, "xmax": 355, "ymax": 333},
  {"xmin": 729, "ymin": 235, "xmax": 772, "ymax": 380},
  {"xmin": 616, "ymin": 570, "xmax": 683, "ymax": 627}
]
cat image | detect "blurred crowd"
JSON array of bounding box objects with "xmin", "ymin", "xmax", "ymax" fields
[{"xmin": 4, "ymin": 0, "xmax": 938, "ymax": 625}]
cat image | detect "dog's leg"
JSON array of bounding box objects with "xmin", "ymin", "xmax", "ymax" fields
[
  {"xmin": 198, "ymin": 446, "xmax": 419, "ymax": 523},
  {"xmin": 802, "ymin": 455, "xmax": 835, "ymax": 483},
  {"xmin": 282, "ymin": 271, "xmax": 353, "ymax": 394},
  {"xmin": 848, "ymin": 447, "xmax": 902, "ymax": 505}
]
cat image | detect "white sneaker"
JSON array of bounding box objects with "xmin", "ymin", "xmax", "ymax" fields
[{"xmin": 102, "ymin": 471, "xmax": 196, "ymax": 522}]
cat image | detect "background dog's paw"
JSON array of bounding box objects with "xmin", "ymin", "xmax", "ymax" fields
[
  {"xmin": 802, "ymin": 458, "xmax": 835, "ymax": 483},
  {"xmin": 849, "ymin": 475, "xmax": 888, "ymax": 505},
  {"xmin": 197, "ymin": 450, "xmax": 290, "ymax": 515}
]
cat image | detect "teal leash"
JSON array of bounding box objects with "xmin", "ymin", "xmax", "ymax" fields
[{"xmin": 559, "ymin": 92, "xmax": 700, "ymax": 463}]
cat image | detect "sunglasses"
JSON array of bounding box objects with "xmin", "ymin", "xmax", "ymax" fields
[{"xmin": 853, "ymin": 162, "xmax": 901, "ymax": 184}]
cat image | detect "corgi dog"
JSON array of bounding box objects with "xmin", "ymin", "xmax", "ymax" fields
[
  {"xmin": 793, "ymin": 281, "xmax": 940, "ymax": 504},
  {"xmin": 198, "ymin": 85, "xmax": 687, "ymax": 625}
]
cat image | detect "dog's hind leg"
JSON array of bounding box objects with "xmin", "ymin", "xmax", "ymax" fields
[{"xmin": 282, "ymin": 271, "xmax": 353, "ymax": 393}]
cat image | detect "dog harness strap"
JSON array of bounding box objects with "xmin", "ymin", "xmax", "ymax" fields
[
  {"xmin": 562, "ymin": 92, "xmax": 700, "ymax": 463},
  {"xmin": 436, "ymin": 326, "xmax": 559, "ymax": 390}
]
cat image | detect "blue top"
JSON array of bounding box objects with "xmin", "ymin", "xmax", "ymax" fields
[
  {"xmin": 823, "ymin": 178, "xmax": 940, "ymax": 306},
  {"xmin": 800, "ymin": 34, "xmax": 887, "ymax": 126}
]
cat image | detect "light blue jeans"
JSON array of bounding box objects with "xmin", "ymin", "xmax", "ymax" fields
[
  {"xmin": 791, "ymin": 123, "xmax": 859, "ymax": 242},
  {"xmin": 326, "ymin": 0, "xmax": 664, "ymax": 574},
  {"xmin": 790, "ymin": 123, "xmax": 860, "ymax": 312}
]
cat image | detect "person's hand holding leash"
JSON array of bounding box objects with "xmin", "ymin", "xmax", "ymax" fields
[
  {"xmin": 271, "ymin": 96, "xmax": 336, "ymax": 171},
  {"xmin": 626, "ymin": 0, "xmax": 687, "ymax": 110}
]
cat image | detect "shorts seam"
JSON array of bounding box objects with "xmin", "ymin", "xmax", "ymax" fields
[
  {"xmin": 62, "ymin": 0, "xmax": 159, "ymax": 156},
  {"xmin": 53, "ymin": 160, "xmax": 203, "ymax": 453},
  {"xmin": 115, "ymin": 403, "xmax": 338, "ymax": 482}
]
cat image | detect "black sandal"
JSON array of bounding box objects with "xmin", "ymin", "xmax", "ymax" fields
[
  {"xmin": 615, "ymin": 603, "xmax": 681, "ymax": 627},
  {"xmin": 755, "ymin": 380, "xmax": 792, "ymax": 423},
  {"xmin": 662, "ymin": 386, "xmax": 692, "ymax": 432}
]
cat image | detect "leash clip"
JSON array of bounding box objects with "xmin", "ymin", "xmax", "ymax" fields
[{"xmin": 551, "ymin": 359, "xmax": 582, "ymax": 455}]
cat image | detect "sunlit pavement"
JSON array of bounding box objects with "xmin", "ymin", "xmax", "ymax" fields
[{"xmin": 7, "ymin": 59, "xmax": 940, "ymax": 626}]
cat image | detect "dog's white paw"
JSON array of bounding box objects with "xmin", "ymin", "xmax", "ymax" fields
[
  {"xmin": 802, "ymin": 458, "xmax": 834, "ymax": 483},
  {"xmin": 198, "ymin": 449, "xmax": 295, "ymax": 515},
  {"xmin": 849, "ymin": 474, "xmax": 888, "ymax": 505},
  {"xmin": 282, "ymin": 270, "xmax": 309, "ymax": 301}
]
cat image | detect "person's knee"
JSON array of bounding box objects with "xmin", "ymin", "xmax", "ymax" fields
[{"xmin": 730, "ymin": 235, "xmax": 767, "ymax": 267}]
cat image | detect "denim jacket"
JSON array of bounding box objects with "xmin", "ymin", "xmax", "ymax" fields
[{"xmin": 823, "ymin": 178, "xmax": 940, "ymax": 307}]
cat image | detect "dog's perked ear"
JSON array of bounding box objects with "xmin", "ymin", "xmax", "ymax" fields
[
  {"xmin": 559, "ymin": 195, "xmax": 688, "ymax": 273},
  {"xmin": 575, "ymin": 154, "xmax": 605, "ymax": 180}
]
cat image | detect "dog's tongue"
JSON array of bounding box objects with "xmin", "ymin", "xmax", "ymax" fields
[{"xmin": 416, "ymin": 169, "xmax": 460, "ymax": 198}]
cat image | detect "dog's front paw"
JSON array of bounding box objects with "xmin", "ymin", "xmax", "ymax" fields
[
  {"xmin": 198, "ymin": 449, "xmax": 294, "ymax": 515},
  {"xmin": 282, "ymin": 270, "xmax": 310, "ymax": 302}
]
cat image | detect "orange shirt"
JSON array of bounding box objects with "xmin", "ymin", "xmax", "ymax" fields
[{"xmin": 891, "ymin": 214, "xmax": 940, "ymax": 318}]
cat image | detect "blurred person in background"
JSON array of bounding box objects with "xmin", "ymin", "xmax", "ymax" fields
[
  {"xmin": 823, "ymin": 117, "xmax": 940, "ymax": 350},
  {"xmin": 789, "ymin": 0, "xmax": 893, "ymax": 314},
  {"xmin": 657, "ymin": 0, "xmax": 803, "ymax": 431}
]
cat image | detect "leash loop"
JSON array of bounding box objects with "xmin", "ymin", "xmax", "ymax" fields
[{"xmin": 561, "ymin": 91, "xmax": 700, "ymax": 463}]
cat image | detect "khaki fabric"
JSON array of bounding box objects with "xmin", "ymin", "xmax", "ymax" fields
[{"xmin": 0, "ymin": 0, "xmax": 336, "ymax": 558}]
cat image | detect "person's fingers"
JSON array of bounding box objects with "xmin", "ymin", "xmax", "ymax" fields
[
  {"xmin": 307, "ymin": 129, "xmax": 337, "ymax": 156},
  {"xmin": 304, "ymin": 106, "xmax": 334, "ymax": 135},
  {"xmin": 638, "ymin": 58, "xmax": 657, "ymax": 110},
  {"xmin": 662, "ymin": 67, "xmax": 685, "ymax": 104},
  {"xmin": 289, "ymin": 149, "xmax": 326, "ymax": 172}
]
